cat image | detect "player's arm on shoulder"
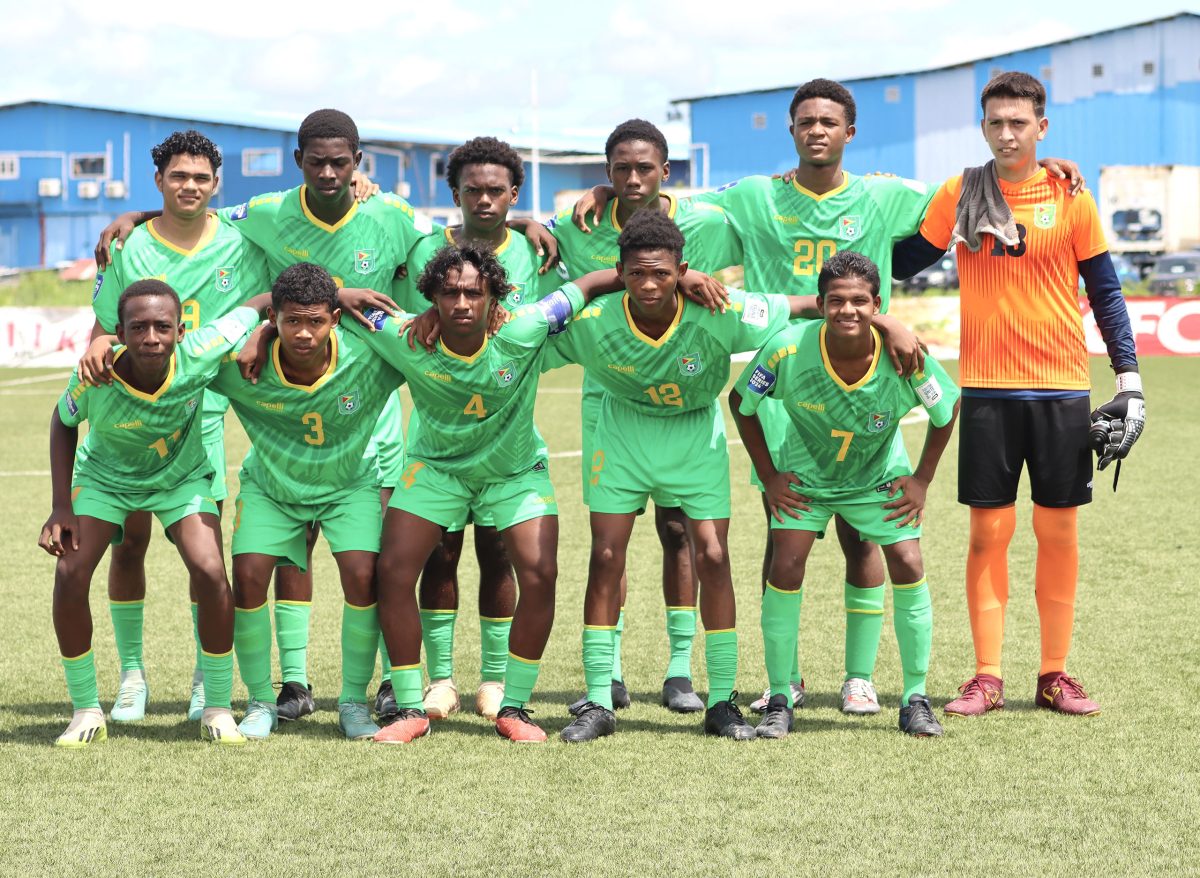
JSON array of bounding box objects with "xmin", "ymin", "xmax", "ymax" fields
[
  {"xmin": 184, "ymin": 306, "xmax": 265, "ymax": 378},
  {"xmin": 94, "ymin": 210, "xmax": 158, "ymax": 271},
  {"xmin": 679, "ymin": 268, "xmax": 731, "ymax": 314},
  {"xmin": 572, "ymin": 185, "xmax": 615, "ymax": 233},
  {"xmin": 1038, "ymin": 157, "xmax": 1085, "ymax": 196},
  {"xmin": 728, "ymin": 290, "xmax": 797, "ymax": 352},
  {"xmin": 872, "ymin": 313, "xmax": 925, "ymax": 378},
  {"xmin": 79, "ymin": 318, "xmax": 117, "ymax": 387},
  {"xmin": 507, "ymin": 217, "xmax": 560, "ymax": 274},
  {"xmin": 216, "ymin": 191, "xmax": 287, "ymax": 249},
  {"xmin": 893, "ymin": 178, "xmax": 958, "ymax": 280},
  {"xmin": 40, "ymin": 388, "xmax": 84, "ymax": 555}
]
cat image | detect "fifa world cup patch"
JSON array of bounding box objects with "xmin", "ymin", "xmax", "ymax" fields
[
  {"xmin": 354, "ymin": 249, "xmax": 376, "ymax": 275},
  {"xmin": 678, "ymin": 352, "xmax": 704, "ymax": 377},
  {"xmin": 362, "ymin": 308, "xmax": 389, "ymax": 332},
  {"xmin": 63, "ymin": 392, "xmax": 78, "ymax": 417},
  {"xmin": 840, "ymin": 216, "xmax": 861, "ymax": 240},
  {"xmin": 215, "ymin": 267, "xmax": 234, "ymax": 292},
  {"xmin": 229, "ymin": 204, "xmax": 248, "ymax": 221},
  {"xmin": 338, "ymin": 390, "xmax": 361, "ymax": 415},
  {"xmin": 92, "ymin": 274, "xmax": 104, "ymax": 301},
  {"xmin": 741, "ymin": 295, "xmax": 770, "ymax": 328},
  {"xmin": 866, "ymin": 410, "xmax": 892, "ymax": 433},
  {"xmin": 1034, "ymin": 203, "xmax": 1057, "ymax": 229},
  {"xmin": 914, "ymin": 373, "xmax": 944, "ymax": 408},
  {"xmin": 747, "ymin": 364, "xmax": 775, "ymax": 395},
  {"xmin": 495, "ymin": 362, "xmax": 517, "ymax": 387}
]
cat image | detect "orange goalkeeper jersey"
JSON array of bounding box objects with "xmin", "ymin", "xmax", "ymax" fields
[{"xmin": 920, "ymin": 168, "xmax": 1109, "ymax": 390}]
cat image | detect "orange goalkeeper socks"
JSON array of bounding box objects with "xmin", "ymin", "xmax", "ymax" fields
[
  {"xmin": 1032, "ymin": 504, "xmax": 1079, "ymax": 676},
  {"xmin": 966, "ymin": 506, "xmax": 1016, "ymax": 677}
]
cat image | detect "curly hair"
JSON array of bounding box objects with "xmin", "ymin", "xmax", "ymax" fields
[
  {"xmin": 416, "ymin": 243, "xmax": 510, "ymax": 303},
  {"xmin": 605, "ymin": 118, "xmax": 669, "ymax": 163},
  {"xmin": 150, "ymin": 130, "xmax": 222, "ymax": 174},
  {"xmin": 297, "ymin": 108, "xmax": 360, "ymax": 154},
  {"xmin": 270, "ymin": 262, "xmax": 339, "ymax": 313},
  {"xmin": 117, "ymin": 278, "xmax": 181, "ymax": 324},
  {"xmin": 817, "ymin": 250, "xmax": 880, "ymax": 297},
  {"xmin": 616, "ymin": 208, "xmax": 685, "ymax": 263},
  {"xmin": 445, "ymin": 136, "xmax": 525, "ymax": 189},
  {"xmin": 788, "ymin": 78, "xmax": 857, "ymax": 127}
]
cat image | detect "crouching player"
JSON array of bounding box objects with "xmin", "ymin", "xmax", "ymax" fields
[
  {"xmin": 730, "ymin": 252, "xmax": 959, "ymax": 738},
  {"xmin": 39, "ymin": 279, "xmax": 265, "ymax": 747}
]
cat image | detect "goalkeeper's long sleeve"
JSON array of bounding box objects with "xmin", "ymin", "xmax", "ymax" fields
[{"xmin": 1079, "ymin": 252, "xmax": 1138, "ymax": 372}]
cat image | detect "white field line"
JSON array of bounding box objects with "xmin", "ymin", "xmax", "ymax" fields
[{"xmin": 0, "ymin": 371, "xmax": 71, "ymax": 388}]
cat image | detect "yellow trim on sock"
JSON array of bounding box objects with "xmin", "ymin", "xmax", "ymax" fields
[
  {"xmin": 389, "ymin": 663, "xmax": 420, "ymax": 671},
  {"xmin": 507, "ymin": 652, "xmax": 540, "ymax": 665},
  {"xmin": 846, "ymin": 608, "xmax": 886, "ymax": 615},
  {"xmin": 584, "ymin": 624, "xmax": 618, "ymax": 631},
  {"xmin": 619, "ymin": 605, "xmax": 626, "ymax": 612},
  {"xmin": 419, "ymin": 608, "xmax": 458, "ymax": 616},
  {"xmin": 235, "ymin": 602, "xmax": 268, "ymax": 613},
  {"xmin": 275, "ymin": 600, "xmax": 312, "ymax": 606},
  {"xmin": 200, "ymin": 648, "xmax": 233, "ymax": 658},
  {"xmin": 765, "ymin": 581, "xmax": 800, "ymax": 594},
  {"xmin": 61, "ymin": 649, "xmax": 93, "ymax": 661},
  {"xmin": 190, "ymin": 601, "xmax": 199, "ymax": 607},
  {"xmin": 665, "ymin": 606, "xmax": 697, "ymax": 611},
  {"xmin": 108, "ymin": 598, "xmax": 144, "ymax": 606},
  {"xmin": 893, "ymin": 578, "xmax": 929, "ymax": 590},
  {"xmin": 705, "ymin": 627, "xmax": 736, "ymax": 635},
  {"xmin": 479, "ymin": 614, "xmax": 513, "ymax": 623},
  {"xmin": 345, "ymin": 601, "xmax": 378, "ymax": 610}
]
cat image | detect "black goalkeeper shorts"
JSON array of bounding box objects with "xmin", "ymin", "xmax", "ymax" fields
[{"xmin": 958, "ymin": 395, "xmax": 1093, "ymax": 509}]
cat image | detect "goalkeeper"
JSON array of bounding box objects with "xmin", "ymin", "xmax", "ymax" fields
[{"xmin": 893, "ymin": 71, "xmax": 1142, "ymax": 718}]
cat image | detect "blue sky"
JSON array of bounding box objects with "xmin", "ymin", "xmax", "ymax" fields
[{"xmin": 1, "ymin": 0, "xmax": 1194, "ymax": 145}]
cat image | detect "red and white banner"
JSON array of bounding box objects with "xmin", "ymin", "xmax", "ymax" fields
[
  {"xmin": 0, "ymin": 307, "xmax": 95, "ymax": 367},
  {"xmin": 1082, "ymin": 297, "xmax": 1200, "ymax": 356}
]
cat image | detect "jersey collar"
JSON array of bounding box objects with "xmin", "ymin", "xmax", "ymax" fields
[
  {"xmin": 146, "ymin": 214, "xmax": 219, "ymax": 257},
  {"xmin": 609, "ymin": 192, "xmax": 678, "ymax": 233},
  {"xmin": 299, "ymin": 185, "xmax": 358, "ymax": 233},
  {"xmin": 623, "ymin": 291, "xmax": 683, "ymax": 348},
  {"xmin": 446, "ymin": 226, "xmax": 513, "ymax": 255},
  {"xmin": 819, "ymin": 323, "xmax": 881, "ymax": 392},
  {"xmin": 110, "ymin": 348, "xmax": 177, "ymax": 402},
  {"xmin": 271, "ymin": 328, "xmax": 339, "ymax": 392},
  {"xmin": 438, "ymin": 334, "xmax": 488, "ymax": 364},
  {"xmin": 790, "ymin": 171, "xmax": 851, "ymax": 202}
]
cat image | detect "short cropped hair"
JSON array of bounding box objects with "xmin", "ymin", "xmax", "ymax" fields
[
  {"xmin": 297, "ymin": 109, "xmax": 360, "ymax": 154},
  {"xmin": 980, "ymin": 71, "xmax": 1046, "ymax": 118},
  {"xmin": 270, "ymin": 263, "xmax": 339, "ymax": 314},
  {"xmin": 416, "ymin": 243, "xmax": 510, "ymax": 304},
  {"xmin": 605, "ymin": 119, "xmax": 669, "ymax": 163},
  {"xmin": 151, "ymin": 130, "xmax": 222, "ymax": 175},
  {"xmin": 817, "ymin": 251, "xmax": 881, "ymax": 297},
  {"xmin": 117, "ymin": 279, "xmax": 182, "ymax": 325},
  {"xmin": 616, "ymin": 209, "xmax": 685, "ymax": 263},
  {"xmin": 446, "ymin": 136, "xmax": 525, "ymax": 189},
  {"xmin": 789, "ymin": 78, "xmax": 857, "ymax": 126}
]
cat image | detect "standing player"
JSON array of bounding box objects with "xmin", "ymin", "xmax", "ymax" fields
[
  {"xmin": 394, "ymin": 137, "xmax": 566, "ymax": 721},
  {"xmin": 551, "ymin": 210, "xmax": 803, "ymax": 742},
  {"xmin": 40, "ymin": 280, "xmax": 265, "ymax": 747},
  {"xmin": 730, "ymin": 252, "xmax": 960, "ymax": 738},
  {"xmin": 893, "ymin": 72, "xmax": 1142, "ymax": 717},
  {"xmin": 548, "ymin": 119, "xmax": 740, "ymax": 714},
  {"xmin": 83, "ymin": 131, "xmax": 269, "ymax": 725}
]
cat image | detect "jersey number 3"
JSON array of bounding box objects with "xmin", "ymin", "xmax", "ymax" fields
[{"xmin": 302, "ymin": 412, "xmax": 325, "ymax": 446}]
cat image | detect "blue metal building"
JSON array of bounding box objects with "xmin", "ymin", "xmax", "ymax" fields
[
  {"xmin": 0, "ymin": 101, "xmax": 660, "ymax": 268},
  {"xmin": 675, "ymin": 13, "xmax": 1200, "ymax": 192}
]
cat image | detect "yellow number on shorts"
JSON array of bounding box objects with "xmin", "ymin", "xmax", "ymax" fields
[
  {"xmin": 180, "ymin": 299, "xmax": 201, "ymax": 332},
  {"xmin": 463, "ymin": 394, "xmax": 487, "ymax": 419},
  {"xmin": 643, "ymin": 383, "xmax": 682, "ymax": 407},
  {"xmin": 831, "ymin": 429, "xmax": 854, "ymax": 462},
  {"xmin": 400, "ymin": 461, "xmax": 425, "ymax": 489},
  {"xmin": 589, "ymin": 450, "xmax": 605, "ymax": 486},
  {"xmin": 302, "ymin": 412, "xmax": 325, "ymax": 446},
  {"xmin": 793, "ymin": 239, "xmax": 837, "ymax": 277},
  {"xmin": 147, "ymin": 429, "xmax": 182, "ymax": 458}
]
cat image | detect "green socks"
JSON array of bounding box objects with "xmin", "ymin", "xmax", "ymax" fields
[
  {"xmin": 582, "ymin": 626, "xmax": 616, "ymax": 709},
  {"xmin": 389, "ymin": 665, "xmax": 424, "ymax": 710},
  {"xmin": 704, "ymin": 629, "xmax": 738, "ymax": 707},
  {"xmin": 499, "ymin": 652, "xmax": 541, "ymax": 710},
  {"xmin": 893, "ymin": 578, "xmax": 933, "ymax": 702},
  {"xmin": 340, "ymin": 603, "xmax": 380, "ymax": 704},
  {"xmin": 479, "ymin": 615, "xmax": 512, "ymax": 683},
  {"xmin": 62, "ymin": 650, "xmax": 100, "ymax": 710},
  {"xmin": 761, "ymin": 584, "xmax": 802, "ymax": 707},
  {"xmin": 611, "ymin": 607, "xmax": 625, "ymax": 683},
  {"xmin": 234, "ymin": 603, "xmax": 274, "ymax": 701},
  {"xmin": 200, "ymin": 649, "xmax": 234, "ymax": 709},
  {"xmin": 845, "ymin": 582, "xmax": 886, "ymax": 681},
  {"xmin": 274, "ymin": 601, "xmax": 311, "ymax": 686},
  {"xmin": 109, "ymin": 600, "xmax": 145, "ymax": 672},
  {"xmin": 378, "ymin": 633, "xmax": 391, "ymax": 682},
  {"xmin": 420, "ymin": 609, "xmax": 457, "ymax": 680},
  {"xmin": 190, "ymin": 601, "xmax": 202, "ymax": 673},
  {"xmin": 665, "ymin": 607, "xmax": 696, "ymax": 680}
]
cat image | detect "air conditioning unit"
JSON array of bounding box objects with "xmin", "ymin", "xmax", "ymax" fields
[
  {"xmin": 104, "ymin": 180, "xmax": 127, "ymax": 198},
  {"xmin": 77, "ymin": 181, "xmax": 100, "ymax": 199},
  {"xmin": 395, "ymin": 181, "xmax": 411, "ymax": 198},
  {"xmin": 38, "ymin": 178, "xmax": 63, "ymax": 197}
]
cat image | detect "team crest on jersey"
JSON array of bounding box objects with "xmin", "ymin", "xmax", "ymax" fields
[
  {"xmin": 840, "ymin": 216, "xmax": 862, "ymax": 240},
  {"xmin": 1034, "ymin": 203, "xmax": 1057, "ymax": 229},
  {"xmin": 215, "ymin": 267, "xmax": 234, "ymax": 292},
  {"xmin": 338, "ymin": 390, "xmax": 361, "ymax": 415},
  {"xmin": 867, "ymin": 410, "xmax": 891, "ymax": 433},
  {"xmin": 678, "ymin": 353, "xmax": 704, "ymax": 377},
  {"xmin": 186, "ymin": 398, "xmax": 198, "ymax": 412},
  {"xmin": 354, "ymin": 249, "xmax": 376, "ymax": 275},
  {"xmin": 495, "ymin": 362, "xmax": 517, "ymax": 387},
  {"xmin": 507, "ymin": 283, "xmax": 525, "ymax": 307}
]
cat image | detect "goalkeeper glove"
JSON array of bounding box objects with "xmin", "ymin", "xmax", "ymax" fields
[{"xmin": 1089, "ymin": 371, "xmax": 1145, "ymax": 476}]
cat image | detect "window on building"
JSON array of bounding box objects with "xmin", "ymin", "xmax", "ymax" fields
[
  {"xmin": 1143, "ymin": 61, "xmax": 1155, "ymax": 75},
  {"xmin": 70, "ymin": 154, "xmax": 107, "ymax": 179},
  {"xmin": 884, "ymin": 86, "xmax": 901, "ymax": 103},
  {"xmin": 751, "ymin": 112, "xmax": 767, "ymax": 130},
  {"xmin": 1040, "ymin": 66, "xmax": 1053, "ymax": 81},
  {"xmin": 1092, "ymin": 63, "xmax": 1104, "ymax": 77},
  {"xmin": 360, "ymin": 152, "xmax": 376, "ymax": 178},
  {"xmin": 242, "ymin": 148, "xmax": 283, "ymax": 177},
  {"xmin": 0, "ymin": 154, "xmax": 18, "ymax": 180}
]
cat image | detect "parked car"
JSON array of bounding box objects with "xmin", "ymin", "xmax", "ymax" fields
[
  {"xmin": 1148, "ymin": 251, "xmax": 1200, "ymax": 296},
  {"xmin": 900, "ymin": 250, "xmax": 957, "ymax": 292}
]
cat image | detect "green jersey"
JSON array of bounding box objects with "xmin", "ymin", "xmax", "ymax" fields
[
  {"xmin": 348, "ymin": 284, "xmax": 584, "ymax": 479},
  {"xmin": 550, "ymin": 288, "xmax": 792, "ymax": 415},
  {"xmin": 546, "ymin": 192, "xmax": 741, "ymax": 276},
  {"xmin": 735, "ymin": 321, "xmax": 960, "ymax": 498},
  {"xmin": 210, "ymin": 325, "xmax": 404, "ymax": 505},
  {"xmin": 696, "ymin": 173, "xmax": 933, "ymax": 310},
  {"xmin": 220, "ymin": 185, "xmax": 436, "ymax": 291},
  {"xmin": 57, "ymin": 308, "xmax": 260, "ymax": 494},
  {"xmin": 395, "ymin": 227, "xmax": 568, "ymax": 314}
]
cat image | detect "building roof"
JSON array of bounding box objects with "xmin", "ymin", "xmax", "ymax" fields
[{"xmin": 672, "ymin": 11, "xmax": 1200, "ymax": 104}]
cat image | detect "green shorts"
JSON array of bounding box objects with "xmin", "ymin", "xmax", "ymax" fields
[
  {"xmin": 388, "ymin": 458, "xmax": 556, "ymax": 531},
  {"xmin": 200, "ymin": 395, "xmax": 230, "ymax": 502},
  {"xmin": 588, "ymin": 399, "xmax": 729, "ymax": 520},
  {"xmin": 748, "ymin": 396, "xmax": 790, "ymax": 492},
  {"xmin": 445, "ymin": 504, "xmax": 497, "ymax": 534},
  {"xmin": 372, "ymin": 391, "xmax": 406, "ymax": 490},
  {"xmin": 72, "ymin": 476, "xmax": 218, "ymax": 545},
  {"xmin": 231, "ymin": 479, "xmax": 382, "ymax": 571},
  {"xmin": 769, "ymin": 478, "xmax": 922, "ymax": 546}
]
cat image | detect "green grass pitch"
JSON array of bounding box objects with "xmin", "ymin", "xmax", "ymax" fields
[{"xmin": 0, "ymin": 357, "xmax": 1196, "ymax": 876}]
